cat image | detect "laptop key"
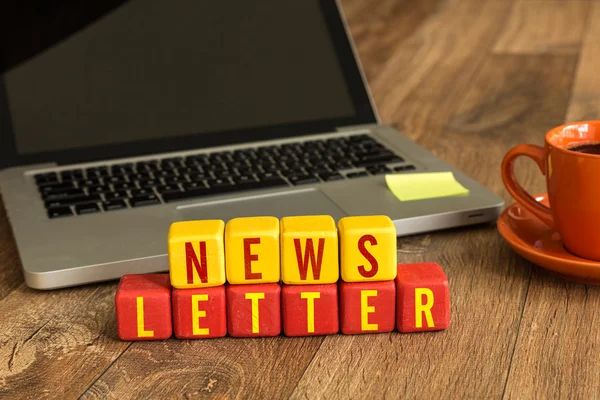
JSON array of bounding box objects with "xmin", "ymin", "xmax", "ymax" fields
[
  {"xmin": 45, "ymin": 194, "xmax": 101, "ymax": 208},
  {"xmin": 75, "ymin": 202, "xmax": 101, "ymax": 215},
  {"xmin": 234, "ymin": 175, "xmax": 258, "ymax": 184},
  {"xmin": 318, "ymin": 172, "xmax": 344, "ymax": 182},
  {"xmin": 106, "ymin": 176, "xmax": 128, "ymax": 185},
  {"xmin": 287, "ymin": 174, "xmax": 320, "ymax": 185},
  {"xmin": 156, "ymin": 184, "xmax": 181, "ymax": 194},
  {"xmin": 137, "ymin": 179, "xmax": 160, "ymax": 188},
  {"xmin": 47, "ymin": 206, "xmax": 74, "ymax": 219},
  {"xmin": 207, "ymin": 178, "xmax": 234, "ymax": 188},
  {"xmin": 102, "ymin": 199, "xmax": 127, "ymax": 211},
  {"xmin": 35, "ymin": 173, "xmax": 59, "ymax": 186},
  {"xmin": 43, "ymin": 188, "xmax": 85, "ymax": 201},
  {"xmin": 104, "ymin": 191, "xmax": 128, "ymax": 201},
  {"xmin": 366, "ymin": 165, "xmax": 391, "ymax": 175},
  {"xmin": 130, "ymin": 193, "xmax": 161, "ymax": 207},
  {"xmin": 78, "ymin": 178, "xmax": 102, "ymax": 187},
  {"xmin": 353, "ymin": 154, "xmax": 403, "ymax": 168},
  {"xmin": 162, "ymin": 187, "xmax": 213, "ymax": 203},
  {"xmin": 347, "ymin": 171, "xmax": 369, "ymax": 179},
  {"xmin": 393, "ymin": 164, "xmax": 416, "ymax": 172},
  {"xmin": 112, "ymin": 182, "xmax": 136, "ymax": 190},
  {"xmin": 88, "ymin": 185, "xmax": 110, "ymax": 195},
  {"xmin": 130, "ymin": 188, "xmax": 155, "ymax": 197},
  {"xmin": 39, "ymin": 182, "xmax": 76, "ymax": 194}
]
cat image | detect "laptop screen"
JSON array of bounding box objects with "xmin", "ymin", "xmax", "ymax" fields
[{"xmin": 0, "ymin": 0, "xmax": 377, "ymax": 167}]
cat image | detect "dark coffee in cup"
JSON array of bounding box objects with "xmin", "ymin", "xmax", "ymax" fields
[{"xmin": 568, "ymin": 143, "xmax": 600, "ymax": 155}]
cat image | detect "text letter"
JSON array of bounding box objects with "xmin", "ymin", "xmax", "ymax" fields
[
  {"xmin": 245, "ymin": 292, "xmax": 265, "ymax": 333},
  {"xmin": 415, "ymin": 288, "xmax": 435, "ymax": 328},
  {"xmin": 357, "ymin": 235, "xmax": 378, "ymax": 278}
]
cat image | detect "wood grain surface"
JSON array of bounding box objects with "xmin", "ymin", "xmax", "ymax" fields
[{"xmin": 1, "ymin": 0, "xmax": 600, "ymax": 398}]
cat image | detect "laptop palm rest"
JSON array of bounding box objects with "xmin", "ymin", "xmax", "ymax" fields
[{"xmin": 175, "ymin": 188, "xmax": 348, "ymax": 222}]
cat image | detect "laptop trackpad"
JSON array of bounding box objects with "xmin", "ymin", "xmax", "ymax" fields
[{"xmin": 175, "ymin": 188, "xmax": 348, "ymax": 222}]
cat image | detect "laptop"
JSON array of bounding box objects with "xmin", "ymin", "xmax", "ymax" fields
[{"xmin": 0, "ymin": 0, "xmax": 504, "ymax": 290}]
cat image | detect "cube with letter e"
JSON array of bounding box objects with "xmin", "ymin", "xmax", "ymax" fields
[
  {"xmin": 338, "ymin": 215, "xmax": 397, "ymax": 283},
  {"xmin": 225, "ymin": 216, "xmax": 280, "ymax": 284},
  {"xmin": 396, "ymin": 262, "xmax": 450, "ymax": 332},
  {"xmin": 339, "ymin": 280, "xmax": 395, "ymax": 334},
  {"xmin": 168, "ymin": 220, "xmax": 226, "ymax": 289},
  {"xmin": 172, "ymin": 286, "xmax": 227, "ymax": 339}
]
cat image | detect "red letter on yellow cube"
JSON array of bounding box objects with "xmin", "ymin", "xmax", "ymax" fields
[
  {"xmin": 168, "ymin": 220, "xmax": 226, "ymax": 289},
  {"xmin": 338, "ymin": 216, "xmax": 397, "ymax": 282},
  {"xmin": 225, "ymin": 217, "xmax": 280, "ymax": 284},
  {"xmin": 396, "ymin": 262, "xmax": 450, "ymax": 332},
  {"xmin": 280, "ymin": 215, "xmax": 339, "ymax": 284}
]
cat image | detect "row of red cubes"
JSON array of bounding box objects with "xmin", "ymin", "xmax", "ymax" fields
[{"xmin": 116, "ymin": 262, "xmax": 450, "ymax": 340}]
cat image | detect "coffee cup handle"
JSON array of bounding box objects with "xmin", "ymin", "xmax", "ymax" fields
[{"xmin": 501, "ymin": 144, "xmax": 555, "ymax": 229}]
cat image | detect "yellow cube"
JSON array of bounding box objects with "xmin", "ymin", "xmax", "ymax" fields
[
  {"xmin": 280, "ymin": 215, "xmax": 339, "ymax": 284},
  {"xmin": 338, "ymin": 215, "xmax": 397, "ymax": 282},
  {"xmin": 225, "ymin": 216, "xmax": 280, "ymax": 284},
  {"xmin": 168, "ymin": 220, "xmax": 226, "ymax": 289}
]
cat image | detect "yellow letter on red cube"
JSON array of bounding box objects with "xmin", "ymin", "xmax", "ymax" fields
[
  {"xmin": 225, "ymin": 216, "xmax": 280, "ymax": 284},
  {"xmin": 168, "ymin": 220, "xmax": 226, "ymax": 289},
  {"xmin": 338, "ymin": 215, "xmax": 397, "ymax": 282},
  {"xmin": 280, "ymin": 215, "xmax": 339, "ymax": 284}
]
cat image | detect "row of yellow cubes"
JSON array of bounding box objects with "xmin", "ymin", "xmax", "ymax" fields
[{"xmin": 168, "ymin": 215, "xmax": 397, "ymax": 289}]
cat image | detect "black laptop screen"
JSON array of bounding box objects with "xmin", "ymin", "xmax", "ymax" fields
[{"xmin": 0, "ymin": 0, "xmax": 377, "ymax": 167}]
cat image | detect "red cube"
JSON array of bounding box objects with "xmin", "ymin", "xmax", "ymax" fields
[
  {"xmin": 172, "ymin": 286, "xmax": 227, "ymax": 339},
  {"xmin": 226, "ymin": 283, "xmax": 281, "ymax": 337},
  {"xmin": 115, "ymin": 274, "xmax": 173, "ymax": 341},
  {"xmin": 396, "ymin": 262, "xmax": 450, "ymax": 332},
  {"xmin": 282, "ymin": 284, "xmax": 339, "ymax": 336},
  {"xmin": 339, "ymin": 280, "xmax": 395, "ymax": 334}
]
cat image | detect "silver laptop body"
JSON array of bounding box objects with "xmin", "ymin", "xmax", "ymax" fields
[{"xmin": 0, "ymin": 0, "xmax": 504, "ymax": 289}]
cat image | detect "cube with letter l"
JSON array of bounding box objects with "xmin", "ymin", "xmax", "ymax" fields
[{"xmin": 115, "ymin": 274, "xmax": 172, "ymax": 341}]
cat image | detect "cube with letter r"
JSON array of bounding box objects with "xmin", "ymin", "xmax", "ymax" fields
[{"xmin": 395, "ymin": 262, "xmax": 450, "ymax": 332}]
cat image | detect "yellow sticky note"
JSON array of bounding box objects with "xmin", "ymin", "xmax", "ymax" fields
[{"xmin": 385, "ymin": 171, "xmax": 469, "ymax": 201}]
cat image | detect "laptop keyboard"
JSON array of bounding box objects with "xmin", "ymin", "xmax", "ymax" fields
[{"xmin": 34, "ymin": 134, "xmax": 415, "ymax": 219}]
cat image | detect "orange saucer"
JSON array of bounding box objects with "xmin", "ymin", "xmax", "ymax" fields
[{"xmin": 497, "ymin": 193, "xmax": 600, "ymax": 285}]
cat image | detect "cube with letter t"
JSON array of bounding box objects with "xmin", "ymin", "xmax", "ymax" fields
[
  {"xmin": 396, "ymin": 262, "xmax": 450, "ymax": 332},
  {"xmin": 226, "ymin": 283, "xmax": 281, "ymax": 337}
]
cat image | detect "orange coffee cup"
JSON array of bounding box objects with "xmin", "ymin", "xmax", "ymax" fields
[{"xmin": 502, "ymin": 121, "xmax": 600, "ymax": 261}]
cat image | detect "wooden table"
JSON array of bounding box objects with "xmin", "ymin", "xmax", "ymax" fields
[{"xmin": 2, "ymin": 0, "xmax": 599, "ymax": 398}]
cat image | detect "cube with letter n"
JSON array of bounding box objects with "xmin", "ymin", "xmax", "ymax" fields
[
  {"xmin": 168, "ymin": 220, "xmax": 226, "ymax": 289},
  {"xmin": 396, "ymin": 262, "xmax": 450, "ymax": 332}
]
